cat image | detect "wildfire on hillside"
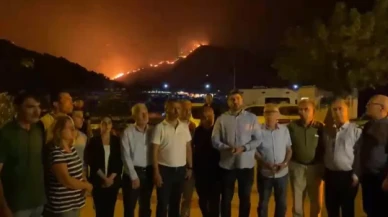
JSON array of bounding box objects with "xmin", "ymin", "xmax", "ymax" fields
[{"xmin": 112, "ymin": 41, "xmax": 208, "ymax": 80}]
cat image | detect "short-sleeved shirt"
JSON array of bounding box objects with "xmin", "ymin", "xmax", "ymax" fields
[
  {"xmin": 152, "ymin": 120, "xmax": 192, "ymax": 167},
  {"xmin": 0, "ymin": 121, "xmax": 46, "ymax": 212},
  {"xmin": 45, "ymin": 145, "xmax": 85, "ymax": 214},
  {"xmin": 257, "ymin": 124, "xmax": 292, "ymax": 178}
]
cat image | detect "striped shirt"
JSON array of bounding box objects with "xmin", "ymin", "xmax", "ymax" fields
[{"xmin": 45, "ymin": 146, "xmax": 86, "ymax": 213}]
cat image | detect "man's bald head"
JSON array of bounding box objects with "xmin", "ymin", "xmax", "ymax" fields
[
  {"xmin": 366, "ymin": 94, "xmax": 388, "ymax": 119},
  {"xmin": 331, "ymin": 98, "xmax": 349, "ymax": 124}
]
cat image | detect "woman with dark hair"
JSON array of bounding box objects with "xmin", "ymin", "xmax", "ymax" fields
[
  {"xmin": 85, "ymin": 117, "xmax": 122, "ymax": 217},
  {"xmin": 44, "ymin": 115, "xmax": 93, "ymax": 217}
]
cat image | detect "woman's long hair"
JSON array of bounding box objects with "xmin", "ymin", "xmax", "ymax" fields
[{"xmin": 49, "ymin": 115, "xmax": 75, "ymax": 149}]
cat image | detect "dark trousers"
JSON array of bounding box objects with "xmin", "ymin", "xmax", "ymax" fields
[
  {"xmin": 324, "ymin": 169, "xmax": 358, "ymax": 217},
  {"xmin": 361, "ymin": 173, "xmax": 388, "ymax": 217},
  {"xmin": 156, "ymin": 165, "xmax": 186, "ymax": 217},
  {"xmin": 122, "ymin": 166, "xmax": 154, "ymax": 217},
  {"xmin": 92, "ymin": 187, "xmax": 119, "ymax": 217},
  {"xmin": 257, "ymin": 173, "xmax": 288, "ymax": 217},
  {"xmin": 220, "ymin": 167, "xmax": 254, "ymax": 217},
  {"xmin": 195, "ymin": 170, "xmax": 221, "ymax": 217}
]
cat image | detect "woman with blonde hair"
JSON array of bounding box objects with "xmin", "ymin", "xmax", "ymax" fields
[
  {"xmin": 85, "ymin": 116, "xmax": 122, "ymax": 217},
  {"xmin": 44, "ymin": 115, "xmax": 93, "ymax": 217}
]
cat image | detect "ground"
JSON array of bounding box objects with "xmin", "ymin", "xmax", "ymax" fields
[{"xmin": 81, "ymin": 182, "xmax": 366, "ymax": 217}]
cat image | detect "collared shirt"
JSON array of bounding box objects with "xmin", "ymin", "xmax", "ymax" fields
[
  {"xmin": 121, "ymin": 124, "xmax": 153, "ymax": 180},
  {"xmin": 257, "ymin": 124, "xmax": 292, "ymax": 178},
  {"xmin": 0, "ymin": 121, "xmax": 46, "ymax": 212},
  {"xmin": 212, "ymin": 110, "xmax": 261, "ymax": 170},
  {"xmin": 287, "ymin": 120, "xmax": 325, "ymax": 164},
  {"xmin": 324, "ymin": 122, "xmax": 361, "ymax": 171},
  {"xmin": 152, "ymin": 120, "xmax": 192, "ymax": 167}
]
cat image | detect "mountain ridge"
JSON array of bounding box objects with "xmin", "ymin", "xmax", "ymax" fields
[
  {"xmin": 0, "ymin": 39, "xmax": 121, "ymax": 92},
  {"xmin": 116, "ymin": 45, "xmax": 288, "ymax": 91}
]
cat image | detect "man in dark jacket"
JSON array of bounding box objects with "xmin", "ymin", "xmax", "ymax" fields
[
  {"xmin": 355, "ymin": 94, "xmax": 388, "ymax": 217},
  {"xmin": 193, "ymin": 106, "xmax": 220, "ymax": 217}
]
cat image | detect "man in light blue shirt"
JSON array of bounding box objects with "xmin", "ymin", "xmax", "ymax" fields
[
  {"xmin": 255, "ymin": 103, "xmax": 292, "ymax": 217},
  {"xmin": 121, "ymin": 103, "xmax": 154, "ymax": 217},
  {"xmin": 323, "ymin": 99, "xmax": 361, "ymax": 217},
  {"xmin": 212, "ymin": 89, "xmax": 261, "ymax": 217}
]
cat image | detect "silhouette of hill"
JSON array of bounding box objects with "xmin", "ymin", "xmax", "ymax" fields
[
  {"xmin": 0, "ymin": 39, "xmax": 121, "ymax": 92},
  {"xmin": 116, "ymin": 45, "xmax": 288, "ymax": 91}
]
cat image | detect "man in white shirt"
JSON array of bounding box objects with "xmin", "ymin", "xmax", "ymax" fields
[
  {"xmin": 121, "ymin": 103, "xmax": 154, "ymax": 217},
  {"xmin": 324, "ymin": 99, "xmax": 361, "ymax": 217},
  {"xmin": 152, "ymin": 99, "xmax": 193, "ymax": 217}
]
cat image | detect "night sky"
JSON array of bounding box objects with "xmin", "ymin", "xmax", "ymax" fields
[{"xmin": 0, "ymin": 0, "xmax": 370, "ymax": 78}]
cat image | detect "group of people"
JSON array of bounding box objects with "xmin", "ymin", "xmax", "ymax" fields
[{"xmin": 0, "ymin": 88, "xmax": 388, "ymax": 217}]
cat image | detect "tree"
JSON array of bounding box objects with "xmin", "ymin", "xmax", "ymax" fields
[
  {"xmin": 273, "ymin": 0, "xmax": 388, "ymax": 95},
  {"xmin": 0, "ymin": 93, "xmax": 15, "ymax": 127}
]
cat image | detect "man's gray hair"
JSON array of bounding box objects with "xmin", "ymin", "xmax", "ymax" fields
[{"xmin": 131, "ymin": 103, "xmax": 147, "ymax": 116}]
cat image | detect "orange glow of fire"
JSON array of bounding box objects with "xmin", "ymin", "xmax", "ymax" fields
[{"xmin": 112, "ymin": 41, "xmax": 208, "ymax": 80}]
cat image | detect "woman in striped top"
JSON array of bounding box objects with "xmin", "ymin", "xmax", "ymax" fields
[{"xmin": 44, "ymin": 115, "xmax": 93, "ymax": 217}]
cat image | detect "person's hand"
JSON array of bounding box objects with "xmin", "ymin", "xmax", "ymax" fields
[
  {"xmin": 85, "ymin": 182, "xmax": 93, "ymax": 193},
  {"xmin": 275, "ymin": 162, "xmax": 288, "ymax": 173},
  {"xmin": 232, "ymin": 146, "xmax": 245, "ymax": 155},
  {"xmin": 104, "ymin": 176, "xmax": 114, "ymax": 188},
  {"xmin": 132, "ymin": 178, "xmax": 140, "ymax": 189},
  {"xmin": 351, "ymin": 174, "xmax": 359, "ymax": 187},
  {"xmin": 154, "ymin": 172, "xmax": 163, "ymax": 187},
  {"xmin": 382, "ymin": 177, "xmax": 388, "ymax": 191},
  {"xmin": 185, "ymin": 168, "xmax": 193, "ymax": 180},
  {"xmin": 262, "ymin": 162, "xmax": 277, "ymax": 173}
]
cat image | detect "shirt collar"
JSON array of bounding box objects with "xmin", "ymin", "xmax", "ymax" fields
[
  {"xmin": 134, "ymin": 123, "xmax": 148, "ymax": 132},
  {"xmin": 333, "ymin": 121, "xmax": 350, "ymax": 130},
  {"xmin": 297, "ymin": 119, "xmax": 316, "ymax": 128},
  {"xmin": 261, "ymin": 123, "xmax": 280, "ymax": 130},
  {"xmin": 227, "ymin": 109, "xmax": 245, "ymax": 116},
  {"xmin": 162, "ymin": 119, "xmax": 181, "ymax": 127}
]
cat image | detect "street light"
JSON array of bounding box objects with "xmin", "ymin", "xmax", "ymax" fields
[
  {"xmin": 163, "ymin": 83, "xmax": 169, "ymax": 89},
  {"xmin": 293, "ymin": 84, "xmax": 299, "ymax": 90},
  {"xmin": 205, "ymin": 83, "xmax": 211, "ymax": 89}
]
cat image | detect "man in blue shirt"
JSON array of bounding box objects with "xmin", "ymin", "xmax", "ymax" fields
[
  {"xmin": 255, "ymin": 103, "xmax": 292, "ymax": 217},
  {"xmin": 212, "ymin": 89, "xmax": 261, "ymax": 217}
]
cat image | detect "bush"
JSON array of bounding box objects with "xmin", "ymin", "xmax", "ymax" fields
[{"xmin": 0, "ymin": 93, "xmax": 15, "ymax": 127}]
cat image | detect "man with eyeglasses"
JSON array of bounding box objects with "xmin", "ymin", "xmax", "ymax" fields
[
  {"xmin": 323, "ymin": 99, "xmax": 361, "ymax": 217},
  {"xmin": 355, "ymin": 95, "xmax": 388, "ymax": 217}
]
